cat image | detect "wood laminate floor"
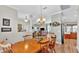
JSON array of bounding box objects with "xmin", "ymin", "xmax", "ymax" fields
[{"xmin": 55, "ymin": 39, "xmax": 77, "ymax": 53}]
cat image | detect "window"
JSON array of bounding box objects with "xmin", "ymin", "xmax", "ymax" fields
[
  {"xmin": 72, "ymin": 26, "xmax": 77, "ymax": 32},
  {"xmin": 64, "ymin": 25, "xmax": 77, "ymax": 34}
]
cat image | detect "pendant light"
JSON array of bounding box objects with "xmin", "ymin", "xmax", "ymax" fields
[
  {"xmin": 37, "ymin": 5, "xmax": 46, "ymax": 25},
  {"xmin": 24, "ymin": 16, "xmax": 28, "ymax": 22}
]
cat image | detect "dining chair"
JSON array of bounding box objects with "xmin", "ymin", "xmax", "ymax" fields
[
  {"xmin": 40, "ymin": 40, "xmax": 56, "ymax": 53},
  {"xmin": 49, "ymin": 37, "xmax": 56, "ymax": 53},
  {"xmin": 40, "ymin": 44, "xmax": 50, "ymax": 53},
  {"xmin": 0, "ymin": 40, "xmax": 4, "ymax": 44},
  {"xmin": 2, "ymin": 46, "xmax": 12, "ymax": 53},
  {"xmin": 0, "ymin": 42, "xmax": 13, "ymax": 53}
]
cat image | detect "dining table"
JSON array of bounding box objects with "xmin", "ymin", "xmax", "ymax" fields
[{"xmin": 11, "ymin": 39, "xmax": 41, "ymax": 53}]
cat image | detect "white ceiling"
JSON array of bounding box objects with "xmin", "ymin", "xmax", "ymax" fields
[
  {"xmin": 7, "ymin": 5, "xmax": 79, "ymax": 23},
  {"xmin": 7, "ymin": 5, "xmax": 62, "ymax": 19}
]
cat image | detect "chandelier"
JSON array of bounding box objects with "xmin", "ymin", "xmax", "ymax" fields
[{"xmin": 37, "ymin": 5, "xmax": 46, "ymax": 25}]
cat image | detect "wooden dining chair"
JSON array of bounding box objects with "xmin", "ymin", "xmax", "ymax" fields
[
  {"xmin": 0, "ymin": 40, "xmax": 4, "ymax": 44},
  {"xmin": 49, "ymin": 36, "xmax": 56, "ymax": 53},
  {"xmin": 2, "ymin": 46, "xmax": 12, "ymax": 53},
  {"xmin": 40, "ymin": 44, "xmax": 50, "ymax": 53},
  {"xmin": 0, "ymin": 43, "xmax": 13, "ymax": 53}
]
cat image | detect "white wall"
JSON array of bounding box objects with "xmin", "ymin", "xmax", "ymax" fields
[
  {"xmin": 0, "ymin": 6, "xmax": 26, "ymax": 44},
  {"xmin": 77, "ymin": 7, "xmax": 79, "ymax": 52},
  {"xmin": 51, "ymin": 14, "xmax": 62, "ymax": 44},
  {"xmin": 51, "ymin": 26, "xmax": 61, "ymax": 44},
  {"xmin": 77, "ymin": 20, "xmax": 79, "ymax": 51}
]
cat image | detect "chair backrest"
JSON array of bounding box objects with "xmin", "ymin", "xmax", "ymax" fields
[
  {"xmin": 0, "ymin": 43, "xmax": 12, "ymax": 53},
  {"xmin": 41, "ymin": 44, "xmax": 50, "ymax": 53},
  {"xmin": 49, "ymin": 36, "xmax": 56, "ymax": 49},
  {"xmin": 0, "ymin": 40, "xmax": 4, "ymax": 44}
]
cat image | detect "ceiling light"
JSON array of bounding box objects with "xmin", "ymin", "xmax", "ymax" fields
[
  {"xmin": 37, "ymin": 5, "xmax": 46, "ymax": 24},
  {"xmin": 37, "ymin": 16, "xmax": 46, "ymax": 22},
  {"xmin": 24, "ymin": 16, "xmax": 29, "ymax": 22},
  {"xmin": 24, "ymin": 19, "xmax": 28, "ymax": 22}
]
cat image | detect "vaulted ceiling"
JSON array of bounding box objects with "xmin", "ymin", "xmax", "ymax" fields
[{"xmin": 7, "ymin": 5, "xmax": 79, "ymax": 23}]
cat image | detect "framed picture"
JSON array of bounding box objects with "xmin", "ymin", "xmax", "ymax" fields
[
  {"xmin": 18, "ymin": 24, "xmax": 22, "ymax": 32},
  {"xmin": 52, "ymin": 21, "xmax": 60, "ymax": 26},
  {"xmin": 1, "ymin": 27, "xmax": 11, "ymax": 32},
  {"xmin": 3, "ymin": 18, "xmax": 10, "ymax": 26}
]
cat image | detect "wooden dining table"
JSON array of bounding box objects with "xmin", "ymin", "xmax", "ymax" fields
[{"xmin": 11, "ymin": 39, "xmax": 41, "ymax": 53}]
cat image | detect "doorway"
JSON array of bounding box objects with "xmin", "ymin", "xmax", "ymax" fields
[{"xmin": 63, "ymin": 23, "xmax": 77, "ymax": 52}]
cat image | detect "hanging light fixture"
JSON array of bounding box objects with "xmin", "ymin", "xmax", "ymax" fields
[
  {"xmin": 24, "ymin": 19, "xmax": 28, "ymax": 22},
  {"xmin": 24, "ymin": 16, "xmax": 29, "ymax": 22},
  {"xmin": 37, "ymin": 5, "xmax": 46, "ymax": 25}
]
